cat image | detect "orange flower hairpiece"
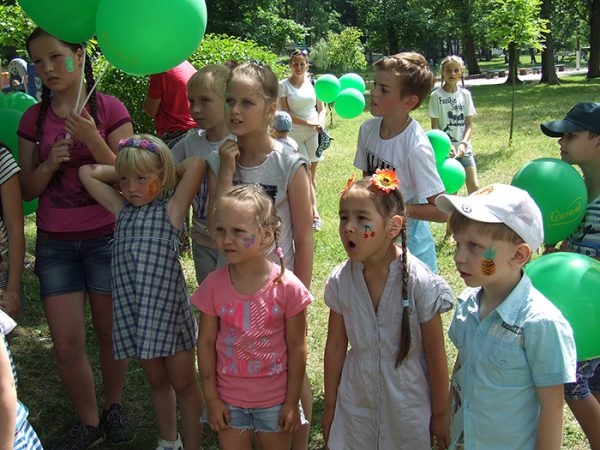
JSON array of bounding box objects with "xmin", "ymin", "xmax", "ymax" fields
[
  {"xmin": 340, "ymin": 173, "xmax": 356, "ymax": 195},
  {"xmin": 370, "ymin": 169, "xmax": 400, "ymax": 193}
]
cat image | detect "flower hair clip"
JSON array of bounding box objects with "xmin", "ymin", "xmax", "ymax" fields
[
  {"xmin": 340, "ymin": 173, "xmax": 356, "ymax": 195},
  {"xmin": 370, "ymin": 169, "xmax": 400, "ymax": 193},
  {"xmin": 117, "ymin": 138, "xmax": 159, "ymax": 154}
]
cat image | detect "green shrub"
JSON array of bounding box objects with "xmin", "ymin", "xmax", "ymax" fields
[{"xmin": 95, "ymin": 33, "xmax": 285, "ymax": 134}]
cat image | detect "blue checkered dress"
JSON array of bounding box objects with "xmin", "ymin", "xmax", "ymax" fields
[{"xmin": 112, "ymin": 199, "xmax": 197, "ymax": 360}]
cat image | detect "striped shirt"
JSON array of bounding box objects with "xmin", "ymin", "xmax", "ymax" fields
[
  {"xmin": 568, "ymin": 194, "xmax": 600, "ymax": 258},
  {"xmin": 0, "ymin": 148, "xmax": 20, "ymax": 259}
]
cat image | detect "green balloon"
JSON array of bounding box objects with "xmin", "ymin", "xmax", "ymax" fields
[
  {"xmin": 19, "ymin": 0, "xmax": 100, "ymax": 43},
  {"xmin": 526, "ymin": 253, "xmax": 600, "ymax": 360},
  {"xmin": 512, "ymin": 158, "xmax": 587, "ymax": 245},
  {"xmin": 334, "ymin": 88, "xmax": 365, "ymax": 119},
  {"xmin": 426, "ymin": 129, "xmax": 452, "ymax": 163},
  {"xmin": 96, "ymin": 0, "xmax": 207, "ymax": 75},
  {"xmin": 0, "ymin": 109, "xmax": 22, "ymax": 157},
  {"xmin": 22, "ymin": 198, "xmax": 39, "ymax": 216},
  {"xmin": 339, "ymin": 73, "xmax": 366, "ymax": 94},
  {"xmin": 0, "ymin": 94, "xmax": 7, "ymax": 110},
  {"xmin": 6, "ymin": 92, "xmax": 37, "ymax": 114},
  {"xmin": 437, "ymin": 158, "xmax": 466, "ymax": 194},
  {"xmin": 315, "ymin": 74, "xmax": 341, "ymax": 103}
]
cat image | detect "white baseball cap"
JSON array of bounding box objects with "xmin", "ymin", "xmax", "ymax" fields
[{"xmin": 436, "ymin": 184, "xmax": 544, "ymax": 249}]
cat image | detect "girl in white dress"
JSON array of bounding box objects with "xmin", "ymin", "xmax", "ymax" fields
[{"xmin": 323, "ymin": 172, "xmax": 454, "ymax": 450}]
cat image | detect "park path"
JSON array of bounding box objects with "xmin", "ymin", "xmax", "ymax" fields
[{"xmin": 455, "ymin": 67, "xmax": 589, "ymax": 87}]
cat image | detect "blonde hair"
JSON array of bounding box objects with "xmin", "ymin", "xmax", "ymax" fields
[
  {"xmin": 230, "ymin": 62, "xmax": 279, "ymax": 106},
  {"xmin": 214, "ymin": 184, "xmax": 285, "ymax": 283},
  {"xmin": 373, "ymin": 52, "xmax": 434, "ymax": 109},
  {"xmin": 187, "ymin": 64, "xmax": 231, "ymax": 98},
  {"xmin": 448, "ymin": 212, "xmax": 525, "ymax": 246},
  {"xmin": 440, "ymin": 55, "xmax": 465, "ymax": 85},
  {"xmin": 115, "ymin": 134, "xmax": 177, "ymax": 197}
]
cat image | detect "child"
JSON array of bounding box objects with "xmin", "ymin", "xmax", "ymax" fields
[
  {"xmin": 428, "ymin": 55, "xmax": 480, "ymax": 194},
  {"xmin": 0, "ymin": 144, "xmax": 24, "ymax": 319},
  {"xmin": 323, "ymin": 173, "xmax": 453, "ymax": 450},
  {"xmin": 436, "ymin": 184, "xmax": 577, "ymax": 449},
  {"xmin": 354, "ymin": 52, "xmax": 448, "ymax": 273},
  {"xmin": 172, "ymin": 64, "xmax": 234, "ymax": 284},
  {"xmin": 194, "ymin": 184, "xmax": 312, "ymax": 450},
  {"xmin": 541, "ymin": 102, "xmax": 600, "ymax": 449},
  {"xmin": 206, "ymin": 62, "xmax": 314, "ymax": 448},
  {"xmin": 18, "ymin": 27, "xmax": 133, "ymax": 448},
  {"xmin": 272, "ymin": 110, "xmax": 299, "ymax": 154},
  {"xmin": 0, "ymin": 309, "xmax": 43, "ymax": 449},
  {"xmin": 79, "ymin": 135, "xmax": 205, "ymax": 450}
]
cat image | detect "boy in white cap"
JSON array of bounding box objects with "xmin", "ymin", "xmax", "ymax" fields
[
  {"xmin": 541, "ymin": 102, "xmax": 600, "ymax": 449},
  {"xmin": 436, "ymin": 184, "xmax": 576, "ymax": 450},
  {"xmin": 272, "ymin": 110, "xmax": 299, "ymax": 154}
]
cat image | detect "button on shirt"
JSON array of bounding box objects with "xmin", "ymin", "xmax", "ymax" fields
[{"xmin": 448, "ymin": 274, "xmax": 576, "ymax": 450}]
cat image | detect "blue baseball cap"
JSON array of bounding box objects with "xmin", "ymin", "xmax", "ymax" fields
[
  {"xmin": 274, "ymin": 111, "xmax": 293, "ymax": 132},
  {"xmin": 541, "ymin": 102, "xmax": 600, "ymax": 137}
]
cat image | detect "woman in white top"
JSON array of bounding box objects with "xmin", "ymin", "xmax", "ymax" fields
[{"xmin": 279, "ymin": 49, "xmax": 326, "ymax": 230}]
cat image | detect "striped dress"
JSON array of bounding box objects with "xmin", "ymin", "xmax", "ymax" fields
[
  {"xmin": 111, "ymin": 199, "xmax": 197, "ymax": 360},
  {"xmin": 0, "ymin": 310, "xmax": 43, "ymax": 449}
]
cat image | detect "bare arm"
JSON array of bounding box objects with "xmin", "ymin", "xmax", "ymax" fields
[
  {"xmin": 79, "ymin": 164, "xmax": 124, "ymax": 216},
  {"xmin": 455, "ymin": 116, "xmax": 474, "ymax": 157},
  {"xmin": 279, "ymin": 96, "xmax": 320, "ymax": 128},
  {"xmin": 408, "ymin": 193, "xmax": 449, "ymax": 223},
  {"xmin": 431, "ymin": 117, "xmax": 440, "ymax": 129},
  {"xmin": 167, "ymin": 157, "xmax": 205, "ymax": 229},
  {"xmin": 422, "ymin": 312, "xmax": 450, "ymax": 449},
  {"xmin": 197, "ymin": 313, "xmax": 230, "ymax": 431},
  {"xmin": 143, "ymin": 96, "xmax": 161, "ymax": 118},
  {"xmin": 287, "ymin": 165, "xmax": 313, "ymax": 288},
  {"xmin": 535, "ymin": 385, "xmax": 564, "ymax": 450},
  {"xmin": 322, "ymin": 310, "xmax": 348, "ymax": 445},
  {"xmin": 279, "ymin": 309, "xmax": 308, "ymax": 432},
  {"xmin": 0, "ymin": 175, "xmax": 24, "ymax": 318},
  {"xmin": 18, "ymin": 136, "xmax": 69, "ymax": 201},
  {"xmin": 0, "ymin": 337, "xmax": 16, "ymax": 450}
]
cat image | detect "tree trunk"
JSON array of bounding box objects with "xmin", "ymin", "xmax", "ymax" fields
[
  {"xmin": 464, "ymin": 34, "xmax": 481, "ymax": 75},
  {"xmin": 588, "ymin": 0, "xmax": 600, "ymax": 78},
  {"xmin": 505, "ymin": 43, "xmax": 522, "ymax": 85},
  {"xmin": 529, "ymin": 48, "xmax": 537, "ymax": 64},
  {"xmin": 540, "ymin": 0, "xmax": 560, "ymax": 84}
]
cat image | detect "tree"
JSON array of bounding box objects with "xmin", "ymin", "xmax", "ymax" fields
[
  {"xmin": 245, "ymin": 8, "xmax": 307, "ymax": 54},
  {"xmin": 326, "ymin": 27, "xmax": 368, "ymax": 72},
  {"xmin": 0, "ymin": 4, "xmax": 34, "ymax": 61},
  {"xmin": 486, "ymin": 0, "xmax": 548, "ymax": 143},
  {"xmin": 539, "ymin": 0, "xmax": 560, "ymax": 84},
  {"xmin": 588, "ymin": 0, "xmax": 600, "ymax": 78}
]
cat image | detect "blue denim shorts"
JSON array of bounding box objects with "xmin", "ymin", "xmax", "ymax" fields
[
  {"xmin": 455, "ymin": 153, "xmax": 477, "ymax": 169},
  {"xmin": 564, "ymin": 358, "xmax": 600, "ymax": 400},
  {"xmin": 34, "ymin": 233, "xmax": 113, "ymax": 299},
  {"xmin": 201, "ymin": 402, "xmax": 308, "ymax": 433}
]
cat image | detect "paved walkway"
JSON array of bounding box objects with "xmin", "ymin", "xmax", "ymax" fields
[{"xmin": 457, "ymin": 68, "xmax": 588, "ymax": 87}]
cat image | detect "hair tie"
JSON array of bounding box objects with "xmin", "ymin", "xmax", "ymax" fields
[
  {"xmin": 275, "ymin": 247, "xmax": 284, "ymax": 259},
  {"xmin": 118, "ymin": 138, "xmax": 159, "ymax": 154},
  {"xmin": 402, "ymin": 299, "xmax": 410, "ymax": 308},
  {"xmin": 340, "ymin": 173, "xmax": 356, "ymax": 195},
  {"xmin": 370, "ymin": 169, "xmax": 400, "ymax": 193}
]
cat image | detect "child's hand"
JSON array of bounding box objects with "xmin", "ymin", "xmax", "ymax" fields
[
  {"xmin": 43, "ymin": 139, "xmax": 72, "ymax": 172},
  {"xmin": 321, "ymin": 404, "xmax": 336, "ymax": 445},
  {"xmin": 219, "ymin": 140, "xmax": 240, "ymax": 167},
  {"xmin": 206, "ymin": 398, "xmax": 230, "ymax": 432},
  {"xmin": 65, "ymin": 109, "xmax": 100, "ymax": 147},
  {"xmin": 278, "ymin": 401, "xmax": 300, "ymax": 433},
  {"xmin": 430, "ymin": 410, "xmax": 450, "ymax": 450},
  {"xmin": 455, "ymin": 143, "xmax": 466, "ymax": 158},
  {"xmin": 0, "ymin": 291, "xmax": 19, "ymax": 318}
]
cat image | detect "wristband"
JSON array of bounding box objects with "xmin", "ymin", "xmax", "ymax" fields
[{"xmin": 459, "ymin": 140, "xmax": 469, "ymax": 147}]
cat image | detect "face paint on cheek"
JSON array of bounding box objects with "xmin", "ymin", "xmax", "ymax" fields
[
  {"xmin": 241, "ymin": 234, "xmax": 256, "ymax": 249},
  {"xmin": 363, "ymin": 224, "xmax": 375, "ymax": 239},
  {"xmin": 148, "ymin": 179, "xmax": 160, "ymax": 196},
  {"xmin": 65, "ymin": 56, "xmax": 75, "ymax": 73},
  {"xmin": 481, "ymin": 246, "xmax": 497, "ymax": 275}
]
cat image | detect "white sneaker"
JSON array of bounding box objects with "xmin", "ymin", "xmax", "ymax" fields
[{"xmin": 155, "ymin": 433, "xmax": 183, "ymax": 450}]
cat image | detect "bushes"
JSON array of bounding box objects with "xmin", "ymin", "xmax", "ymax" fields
[{"xmin": 95, "ymin": 34, "xmax": 286, "ymax": 134}]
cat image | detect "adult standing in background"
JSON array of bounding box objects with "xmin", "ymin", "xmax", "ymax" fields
[
  {"xmin": 279, "ymin": 49, "xmax": 325, "ymax": 231},
  {"xmin": 143, "ymin": 61, "xmax": 197, "ymax": 149}
]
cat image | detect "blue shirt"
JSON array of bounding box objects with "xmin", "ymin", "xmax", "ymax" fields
[{"xmin": 448, "ymin": 274, "xmax": 576, "ymax": 450}]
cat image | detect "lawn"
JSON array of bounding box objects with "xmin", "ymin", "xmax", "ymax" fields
[{"xmin": 11, "ymin": 74, "xmax": 600, "ymax": 449}]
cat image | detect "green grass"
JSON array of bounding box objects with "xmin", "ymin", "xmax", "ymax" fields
[{"xmin": 11, "ymin": 75, "xmax": 600, "ymax": 449}]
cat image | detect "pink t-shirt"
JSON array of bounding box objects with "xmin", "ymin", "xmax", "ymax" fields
[
  {"xmin": 147, "ymin": 61, "xmax": 197, "ymax": 136},
  {"xmin": 192, "ymin": 263, "xmax": 312, "ymax": 408},
  {"xmin": 18, "ymin": 92, "xmax": 131, "ymax": 235}
]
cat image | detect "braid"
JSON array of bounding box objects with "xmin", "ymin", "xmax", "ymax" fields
[
  {"xmin": 83, "ymin": 56, "xmax": 99, "ymax": 126},
  {"xmin": 395, "ymin": 224, "xmax": 411, "ymax": 368},
  {"xmin": 273, "ymin": 235, "xmax": 285, "ymax": 285},
  {"xmin": 35, "ymin": 86, "xmax": 52, "ymax": 142}
]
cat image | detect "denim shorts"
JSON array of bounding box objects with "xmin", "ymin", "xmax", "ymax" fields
[
  {"xmin": 455, "ymin": 153, "xmax": 477, "ymax": 169},
  {"xmin": 564, "ymin": 358, "xmax": 600, "ymax": 400},
  {"xmin": 34, "ymin": 233, "xmax": 113, "ymax": 299},
  {"xmin": 201, "ymin": 402, "xmax": 308, "ymax": 433}
]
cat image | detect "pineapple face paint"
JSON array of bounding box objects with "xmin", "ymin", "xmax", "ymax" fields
[{"xmin": 481, "ymin": 246, "xmax": 496, "ymax": 275}]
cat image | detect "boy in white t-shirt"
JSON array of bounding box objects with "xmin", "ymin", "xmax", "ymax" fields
[{"xmin": 354, "ymin": 52, "xmax": 448, "ymax": 272}]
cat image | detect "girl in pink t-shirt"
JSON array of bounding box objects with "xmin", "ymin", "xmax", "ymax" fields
[{"xmin": 193, "ymin": 184, "xmax": 312, "ymax": 450}]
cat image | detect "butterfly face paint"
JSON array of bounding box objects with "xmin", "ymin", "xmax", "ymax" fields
[
  {"xmin": 363, "ymin": 224, "xmax": 375, "ymax": 239},
  {"xmin": 241, "ymin": 234, "xmax": 256, "ymax": 249},
  {"xmin": 481, "ymin": 246, "xmax": 496, "ymax": 275},
  {"xmin": 65, "ymin": 56, "xmax": 75, "ymax": 73}
]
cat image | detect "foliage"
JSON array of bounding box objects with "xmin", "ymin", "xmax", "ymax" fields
[
  {"xmin": 485, "ymin": 0, "xmax": 549, "ymax": 50},
  {"xmin": 309, "ymin": 38, "xmax": 333, "ymax": 72},
  {"xmin": 0, "ymin": 4, "xmax": 34, "ymax": 60},
  {"xmin": 325, "ymin": 27, "xmax": 368, "ymax": 73},
  {"xmin": 96, "ymin": 34, "xmax": 284, "ymax": 134},
  {"xmin": 243, "ymin": 8, "xmax": 307, "ymax": 55}
]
